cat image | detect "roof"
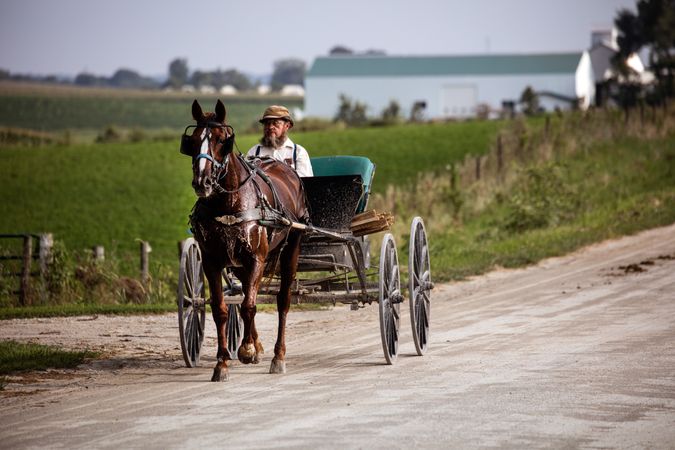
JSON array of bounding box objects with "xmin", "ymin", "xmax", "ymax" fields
[{"xmin": 307, "ymin": 53, "xmax": 583, "ymax": 78}]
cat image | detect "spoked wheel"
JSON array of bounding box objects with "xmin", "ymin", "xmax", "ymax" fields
[
  {"xmin": 177, "ymin": 238, "xmax": 207, "ymax": 368},
  {"xmin": 378, "ymin": 233, "xmax": 402, "ymax": 365},
  {"xmin": 409, "ymin": 217, "xmax": 432, "ymax": 356},
  {"xmin": 222, "ymin": 269, "xmax": 243, "ymax": 360}
]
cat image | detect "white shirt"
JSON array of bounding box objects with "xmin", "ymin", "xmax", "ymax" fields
[{"xmin": 246, "ymin": 137, "xmax": 313, "ymax": 177}]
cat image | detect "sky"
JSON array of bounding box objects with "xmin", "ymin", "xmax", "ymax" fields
[{"xmin": 0, "ymin": 0, "xmax": 637, "ymax": 79}]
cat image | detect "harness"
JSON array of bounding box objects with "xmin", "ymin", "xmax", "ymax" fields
[
  {"xmin": 255, "ymin": 143, "xmax": 297, "ymax": 169},
  {"xmin": 186, "ymin": 121, "xmax": 308, "ymax": 238},
  {"xmin": 195, "ymin": 155, "xmax": 291, "ymax": 228}
]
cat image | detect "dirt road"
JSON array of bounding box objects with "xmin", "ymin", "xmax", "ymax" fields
[{"xmin": 1, "ymin": 224, "xmax": 675, "ymax": 449}]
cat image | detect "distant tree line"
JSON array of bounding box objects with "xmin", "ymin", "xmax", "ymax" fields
[
  {"xmin": 0, "ymin": 57, "xmax": 307, "ymax": 93},
  {"xmin": 166, "ymin": 57, "xmax": 306, "ymax": 92}
]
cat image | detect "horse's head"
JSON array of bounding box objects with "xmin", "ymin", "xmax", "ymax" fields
[{"xmin": 180, "ymin": 99, "xmax": 235, "ymax": 198}]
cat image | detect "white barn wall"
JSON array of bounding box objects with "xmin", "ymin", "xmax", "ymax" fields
[{"xmin": 306, "ymin": 73, "xmax": 577, "ymax": 119}]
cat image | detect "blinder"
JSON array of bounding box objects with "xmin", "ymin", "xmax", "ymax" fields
[
  {"xmin": 179, "ymin": 125, "xmax": 199, "ymax": 156},
  {"xmin": 179, "ymin": 123, "xmax": 236, "ymax": 157}
]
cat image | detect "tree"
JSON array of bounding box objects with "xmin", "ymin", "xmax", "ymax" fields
[
  {"xmin": 74, "ymin": 72, "xmax": 107, "ymax": 87},
  {"xmin": 381, "ymin": 100, "xmax": 401, "ymax": 123},
  {"xmin": 270, "ymin": 58, "xmax": 306, "ymax": 91},
  {"xmin": 168, "ymin": 58, "xmax": 189, "ymax": 89},
  {"xmin": 110, "ymin": 68, "xmax": 158, "ymax": 89},
  {"xmin": 215, "ymin": 69, "xmax": 252, "ymax": 91},
  {"xmin": 335, "ymin": 94, "xmax": 353, "ymax": 123},
  {"xmin": 520, "ymin": 86, "xmax": 539, "ymax": 115},
  {"xmin": 409, "ymin": 101, "xmax": 427, "ymax": 122},
  {"xmin": 329, "ymin": 45, "xmax": 353, "ymax": 55},
  {"xmin": 613, "ymin": 0, "xmax": 675, "ymax": 104},
  {"xmin": 190, "ymin": 70, "xmax": 212, "ymax": 88},
  {"xmin": 334, "ymin": 94, "xmax": 368, "ymax": 126}
]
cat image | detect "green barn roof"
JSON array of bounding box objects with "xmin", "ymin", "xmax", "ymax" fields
[{"xmin": 307, "ymin": 53, "xmax": 583, "ymax": 77}]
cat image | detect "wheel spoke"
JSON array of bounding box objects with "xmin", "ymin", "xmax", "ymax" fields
[
  {"xmin": 181, "ymin": 295, "xmax": 193, "ymax": 307},
  {"xmin": 387, "ymin": 314, "xmax": 397, "ymax": 355},
  {"xmin": 184, "ymin": 272, "xmax": 193, "ymax": 297}
]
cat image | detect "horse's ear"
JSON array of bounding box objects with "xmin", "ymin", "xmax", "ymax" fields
[
  {"xmin": 192, "ymin": 99, "xmax": 203, "ymax": 121},
  {"xmin": 215, "ymin": 100, "xmax": 226, "ymax": 124}
]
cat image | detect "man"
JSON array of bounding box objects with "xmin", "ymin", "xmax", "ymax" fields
[{"xmin": 246, "ymin": 105, "xmax": 313, "ymax": 177}]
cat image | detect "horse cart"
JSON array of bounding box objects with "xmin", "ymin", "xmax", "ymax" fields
[{"xmin": 177, "ymin": 154, "xmax": 433, "ymax": 368}]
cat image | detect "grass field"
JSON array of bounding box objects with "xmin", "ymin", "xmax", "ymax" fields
[{"xmin": 0, "ymin": 120, "xmax": 501, "ymax": 282}]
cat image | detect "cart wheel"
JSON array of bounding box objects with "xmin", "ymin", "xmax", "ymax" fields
[
  {"xmin": 177, "ymin": 238, "xmax": 207, "ymax": 368},
  {"xmin": 378, "ymin": 233, "xmax": 402, "ymax": 365},
  {"xmin": 409, "ymin": 217, "xmax": 432, "ymax": 356},
  {"xmin": 222, "ymin": 269, "xmax": 244, "ymax": 360}
]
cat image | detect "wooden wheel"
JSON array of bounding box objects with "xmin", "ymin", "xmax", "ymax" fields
[
  {"xmin": 378, "ymin": 233, "xmax": 402, "ymax": 365},
  {"xmin": 409, "ymin": 217, "xmax": 432, "ymax": 356},
  {"xmin": 177, "ymin": 238, "xmax": 207, "ymax": 368},
  {"xmin": 222, "ymin": 269, "xmax": 243, "ymax": 360}
]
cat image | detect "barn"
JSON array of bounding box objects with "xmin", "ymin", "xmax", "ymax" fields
[{"xmin": 305, "ymin": 52, "xmax": 595, "ymax": 120}]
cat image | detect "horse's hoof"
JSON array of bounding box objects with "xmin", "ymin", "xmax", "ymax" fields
[
  {"xmin": 238, "ymin": 343, "xmax": 256, "ymax": 365},
  {"xmin": 269, "ymin": 358, "xmax": 286, "ymax": 374},
  {"xmin": 211, "ymin": 367, "xmax": 229, "ymax": 382}
]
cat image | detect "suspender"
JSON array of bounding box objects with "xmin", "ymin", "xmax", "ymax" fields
[{"xmin": 255, "ymin": 144, "xmax": 297, "ymax": 168}]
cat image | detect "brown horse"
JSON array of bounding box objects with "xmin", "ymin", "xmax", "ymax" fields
[{"xmin": 183, "ymin": 99, "xmax": 308, "ymax": 381}]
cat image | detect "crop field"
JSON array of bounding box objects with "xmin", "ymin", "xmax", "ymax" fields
[{"xmin": 0, "ymin": 81, "xmax": 302, "ymax": 135}]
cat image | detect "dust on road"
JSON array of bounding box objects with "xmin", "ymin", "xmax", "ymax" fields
[{"xmin": 1, "ymin": 224, "xmax": 675, "ymax": 449}]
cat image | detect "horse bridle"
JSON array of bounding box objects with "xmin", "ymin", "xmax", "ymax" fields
[
  {"xmin": 180, "ymin": 122, "xmax": 260, "ymax": 194},
  {"xmin": 181, "ymin": 121, "xmax": 233, "ymax": 172},
  {"xmin": 183, "ymin": 120, "xmax": 295, "ymax": 233}
]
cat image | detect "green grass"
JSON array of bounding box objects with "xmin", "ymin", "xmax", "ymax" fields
[
  {"xmin": 298, "ymin": 121, "xmax": 502, "ymax": 188},
  {"xmin": 0, "ymin": 304, "xmax": 176, "ymax": 320},
  {"xmin": 0, "ymin": 121, "xmax": 501, "ymax": 274},
  {"xmin": 0, "ymin": 340, "xmax": 99, "ymax": 374},
  {"xmin": 0, "ymin": 141, "xmax": 194, "ymax": 271},
  {"xmin": 430, "ymin": 135, "xmax": 675, "ymax": 280}
]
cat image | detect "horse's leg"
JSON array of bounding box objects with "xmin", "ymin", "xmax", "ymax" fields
[
  {"xmin": 204, "ymin": 263, "xmax": 229, "ymax": 382},
  {"xmin": 270, "ymin": 231, "xmax": 302, "ymax": 374},
  {"xmin": 235, "ymin": 260, "xmax": 265, "ymax": 365}
]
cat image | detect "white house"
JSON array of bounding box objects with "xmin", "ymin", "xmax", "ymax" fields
[
  {"xmin": 219, "ymin": 84, "xmax": 238, "ymax": 95},
  {"xmin": 280, "ymin": 84, "xmax": 305, "ymax": 96},
  {"xmin": 305, "ymin": 52, "xmax": 595, "ymax": 119}
]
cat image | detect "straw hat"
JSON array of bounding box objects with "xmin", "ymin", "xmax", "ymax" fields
[{"xmin": 259, "ymin": 105, "xmax": 294, "ymax": 126}]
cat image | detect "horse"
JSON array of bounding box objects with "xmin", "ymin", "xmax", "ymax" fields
[{"xmin": 182, "ymin": 99, "xmax": 308, "ymax": 381}]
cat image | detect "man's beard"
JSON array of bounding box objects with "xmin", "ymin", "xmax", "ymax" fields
[{"xmin": 260, "ymin": 133, "xmax": 287, "ymax": 149}]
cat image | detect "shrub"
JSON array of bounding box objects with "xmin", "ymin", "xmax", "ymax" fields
[
  {"xmin": 500, "ymin": 162, "xmax": 578, "ymax": 232},
  {"xmin": 95, "ymin": 125, "xmax": 123, "ymax": 143}
]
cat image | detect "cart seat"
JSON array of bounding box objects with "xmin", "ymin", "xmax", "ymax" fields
[{"xmin": 309, "ymin": 156, "xmax": 375, "ymax": 214}]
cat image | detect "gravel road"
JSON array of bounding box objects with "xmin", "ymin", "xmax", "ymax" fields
[{"xmin": 1, "ymin": 224, "xmax": 674, "ymax": 449}]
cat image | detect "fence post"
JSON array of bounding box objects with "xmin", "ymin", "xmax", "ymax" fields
[
  {"xmin": 475, "ymin": 156, "xmax": 481, "ymax": 181},
  {"xmin": 92, "ymin": 246, "xmax": 105, "ymax": 262},
  {"xmin": 140, "ymin": 241, "xmax": 152, "ymax": 287},
  {"xmin": 497, "ymin": 135, "xmax": 504, "ymax": 179},
  {"xmin": 20, "ymin": 235, "xmax": 32, "ymax": 306},
  {"xmin": 39, "ymin": 233, "xmax": 53, "ymax": 277}
]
